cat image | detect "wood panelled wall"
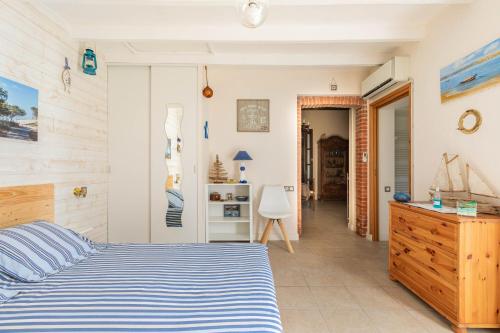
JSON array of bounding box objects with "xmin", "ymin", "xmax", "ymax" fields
[{"xmin": 0, "ymin": 1, "xmax": 108, "ymax": 241}]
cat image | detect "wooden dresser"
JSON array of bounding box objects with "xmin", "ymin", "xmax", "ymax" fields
[{"xmin": 389, "ymin": 202, "xmax": 500, "ymax": 333}]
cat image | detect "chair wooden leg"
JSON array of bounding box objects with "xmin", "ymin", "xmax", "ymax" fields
[
  {"xmin": 260, "ymin": 219, "xmax": 274, "ymax": 245},
  {"xmin": 277, "ymin": 219, "xmax": 294, "ymax": 254}
]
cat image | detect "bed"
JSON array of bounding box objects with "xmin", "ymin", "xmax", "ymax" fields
[{"xmin": 0, "ymin": 184, "xmax": 282, "ymax": 333}]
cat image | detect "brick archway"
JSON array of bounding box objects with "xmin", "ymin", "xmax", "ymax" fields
[{"xmin": 297, "ymin": 96, "xmax": 368, "ymax": 237}]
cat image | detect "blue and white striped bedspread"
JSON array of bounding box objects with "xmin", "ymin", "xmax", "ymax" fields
[{"xmin": 0, "ymin": 243, "xmax": 282, "ymax": 333}]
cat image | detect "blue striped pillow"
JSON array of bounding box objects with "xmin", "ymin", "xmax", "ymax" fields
[
  {"xmin": 30, "ymin": 221, "xmax": 99, "ymax": 260},
  {"xmin": 0, "ymin": 288, "xmax": 18, "ymax": 304},
  {"xmin": 0, "ymin": 221, "xmax": 98, "ymax": 282}
]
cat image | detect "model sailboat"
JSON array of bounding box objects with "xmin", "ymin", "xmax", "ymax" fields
[{"xmin": 430, "ymin": 153, "xmax": 500, "ymax": 215}]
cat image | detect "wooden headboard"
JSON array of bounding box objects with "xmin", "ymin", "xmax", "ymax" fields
[{"xmin": 0, "ymin": 184, "xmax": 54, "ymax": 229}]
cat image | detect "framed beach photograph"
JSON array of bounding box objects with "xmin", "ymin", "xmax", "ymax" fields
[
  {"xmin": 237, "ymin": 99, "xmax": 270, "ymax": 132},
  {"xmin": 440, "ymin": 38, "xmax": 500, "ymax": 103},
  {"xmin": 223, "ymin": 204, "xmax": 241, "ymax": 218},
  {"xmin": 0, "ymin": 76, "xmax": 38, "ymax": 141}
]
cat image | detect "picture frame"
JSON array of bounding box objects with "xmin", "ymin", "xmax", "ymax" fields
[
  {"xmin": 224, "ymin": 204, "xmax": 241, "ymax": 217},
  {"xmin": 440, "ymin": 38, "xmax": 500, "ymax": 103},
  {"xmin": 237, "ymin": 99, "xmax": 270, "ymax": 132},
  {"xmin": 0, "ymin": 76, "xmax": 39, "ymax": 142}
]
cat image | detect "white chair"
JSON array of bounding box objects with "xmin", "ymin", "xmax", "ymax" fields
[{"xmin": 258, "ymin": 185, "xmax": 294, "ymax": 253}]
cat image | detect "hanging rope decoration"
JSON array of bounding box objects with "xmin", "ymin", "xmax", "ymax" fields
[
  {"xmin": 457, "ymin": 109, "xmax": 482, "ymax": 134},
  {"xmin": 202, "ymin": 66, "xmax": 214, "ymax": 98}
]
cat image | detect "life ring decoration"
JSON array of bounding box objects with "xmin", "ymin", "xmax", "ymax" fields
[{"xmin": 457, "ymin": 109, "xmax": 482, "ymax": 134}]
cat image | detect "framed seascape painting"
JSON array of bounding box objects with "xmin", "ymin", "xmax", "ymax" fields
[
  {"xmin": 237, "ymin": 99, "xmax": 270, "ymax": 132},
  {"xmin": 440, "ymin": 38, "xmax": 500, "ymax": 103},
  {"xmin": 0, "ymin": 76, "xmax": 38, "ymax": 141}
]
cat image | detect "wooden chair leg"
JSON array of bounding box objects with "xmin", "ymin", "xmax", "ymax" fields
[
  {"xmin": 260, "ymin": 219, "xmax": 274, "ymax": 245},
  {"xmin": 277, "ymin": 219, "xmax": 294, "ymax": 254}
]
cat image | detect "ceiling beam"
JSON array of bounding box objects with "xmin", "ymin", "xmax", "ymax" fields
[
  {"xmin": 102, "ymin": 47, "xmax": 393, "ymax": 66},
  {"xmin": 73, "ymin": 24, "xmax": 425, "ymax": 42},
  {"xmin": 39, "ymin": 0, "xmax": 472, "ymax": 6}
]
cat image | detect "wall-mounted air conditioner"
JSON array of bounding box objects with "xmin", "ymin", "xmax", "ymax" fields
[{"xmin": 361, "ymin": 56, "xmax": 410, "ymax": 99}]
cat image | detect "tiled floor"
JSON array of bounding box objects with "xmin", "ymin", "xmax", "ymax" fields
[{"xmin": 268, "ymin": 201, "xmax": 497, "ymax": 333}]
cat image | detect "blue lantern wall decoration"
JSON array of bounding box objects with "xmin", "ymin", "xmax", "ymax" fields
[{"xmin": 82, "ymin": 48, "xmax": 97, "ymax": 75}]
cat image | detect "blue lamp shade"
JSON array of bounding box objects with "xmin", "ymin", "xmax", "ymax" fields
[{"xmin": 233, "ymin": 150, "xmax": 252, "ymax": 161}]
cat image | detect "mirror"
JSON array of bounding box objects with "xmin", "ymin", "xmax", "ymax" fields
[{"xmin": 164, "ymin": 104, "xmax": 184, "ymax": 227}]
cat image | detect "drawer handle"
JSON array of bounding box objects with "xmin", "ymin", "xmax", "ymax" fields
[
  {"xmin": 398, "ymin": 216, "xmax": 406, "ymax": 223},
  {"xmin": 403, "ymin": 248, "xmax": 411, "ymax": 254}
]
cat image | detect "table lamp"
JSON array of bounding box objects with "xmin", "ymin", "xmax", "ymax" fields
[{"xmin": 233, "ymin": 150, "xmax": 252, "ymax": 183}]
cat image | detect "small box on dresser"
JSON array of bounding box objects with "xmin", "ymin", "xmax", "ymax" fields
[{"xmin": 388, "ymin": 202, "xmax": 500, "ymax": 333}]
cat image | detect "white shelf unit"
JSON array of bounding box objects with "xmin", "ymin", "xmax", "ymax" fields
[{"xmin": 205, "ymin": 183, "xmax": 253, "ymax": 243}]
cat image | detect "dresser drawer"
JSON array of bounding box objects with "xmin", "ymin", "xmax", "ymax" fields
[
  {"xmin": 390, "ymin": 250, "xmax": 458, "ymax": 320},
  {"xmin": 391, "ymin": 207, "xmax": 458, "ymax": 255},
  {"xmin": 391, "ymin": 232, "xmax": 457, "ymax": 285}
]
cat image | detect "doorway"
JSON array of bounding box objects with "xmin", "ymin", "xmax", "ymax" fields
[
  {"xmin": 369, "ymin": 84, "xmax": 412, "ymax": 241},
  {"xmin": 302, "ymin": 108, "xmax": 350, "ymax": 203},
  {"xmin": 297, "ymin": 96, "xmax": 368, "ymax": 237},
  {"xmin": 301, "ymin": 107, "xmax": 352, "ymax": 229}
]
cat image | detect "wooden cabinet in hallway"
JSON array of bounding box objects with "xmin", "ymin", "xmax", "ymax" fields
[{"xmin": 318, "ymin": 135, "xmax": 349, "ymax": 201}]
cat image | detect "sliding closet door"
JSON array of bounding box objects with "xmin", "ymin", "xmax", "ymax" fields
[
  {"xmin": 150, "ymin": 66, "xmax": 198, "ymax": 243},
  {"xmin": 108, "ymin": 66, "xmax": 150, "ymax": 243}
]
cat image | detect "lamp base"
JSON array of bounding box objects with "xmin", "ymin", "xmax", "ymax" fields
[{"xmin": 239, "ymin": 162, "xmax": 248, "ymax": 184}]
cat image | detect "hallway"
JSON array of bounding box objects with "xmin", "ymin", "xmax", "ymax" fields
[{"xmin": 268, "ymin": 201, "xmax": 493, "ymax": 333}]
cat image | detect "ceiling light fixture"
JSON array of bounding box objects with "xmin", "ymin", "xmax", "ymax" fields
[{"xmin": 237, "ymin": 0, "xmax": 269, "ymax": 28}]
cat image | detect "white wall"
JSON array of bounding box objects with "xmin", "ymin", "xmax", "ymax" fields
[
  {"xmin": 302, "ymin": 109, "xmax": 349, "ymax": 199},
  {"xmin": 204, "ymin": 66, "xmax": 370, "ymax": 240},
  {"xmin": 0, "ymin": 1, "xmax": 108, "ymax": 241},
  {"xmin": 411, "ymin": 0, "xmax": 500, "ymax": 200}
]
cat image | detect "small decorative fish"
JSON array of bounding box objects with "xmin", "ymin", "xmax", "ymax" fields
[
  {"xmin": 62, "ymin": 57, "xmax": 71, "ymax": 93},
  {"xmin": 204, "ymin": 121, "xmax": 209, "ymax": 139}
]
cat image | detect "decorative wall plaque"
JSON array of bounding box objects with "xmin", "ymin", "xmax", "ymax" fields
[{"xmin": 237, "ymin": 99, "xmax": 270, "ymax": 132}]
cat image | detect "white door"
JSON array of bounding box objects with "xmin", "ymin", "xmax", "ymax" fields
[
  {"xmin": 378, "ymin": 96, "xmax": 410, "ymax": 241},
  {"xmin": 378, "ymin": 104, "xmax": 396, "ymax": 242},
  {"xmin": 108, "ymin": 66, "xmax": 150, "ymax": 243},
  {"xmin": 150, "ymin": 66, "xmax": 198, "ymax": 243}
]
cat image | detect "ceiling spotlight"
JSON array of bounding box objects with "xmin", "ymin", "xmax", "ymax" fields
[{"xmin": 237, "ymin": 0, "xmax": 269, "ymax": 28}]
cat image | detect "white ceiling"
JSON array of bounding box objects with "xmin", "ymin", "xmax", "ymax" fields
[{"xmin": 33, "ymin": 0, "xmax": 471, "ymax": 66}]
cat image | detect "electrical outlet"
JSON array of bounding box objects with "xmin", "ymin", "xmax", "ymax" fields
[
  {"xmin": 385, "ymin": 186, "xmax": 391, "ymax": 193},
  {"xmin": 284, "ymin": 186, "xmax": 294, "ymax": 192}
]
